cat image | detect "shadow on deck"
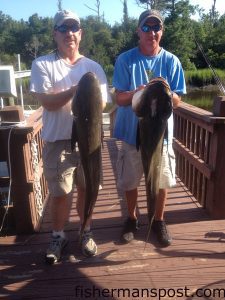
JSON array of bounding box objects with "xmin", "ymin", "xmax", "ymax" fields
[{"xmin": 0, "ymin": 135, "xmax": 225, "ymax": 300}]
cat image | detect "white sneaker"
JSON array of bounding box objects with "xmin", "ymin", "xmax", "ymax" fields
[
  {"xmin": 45, "ymin": 235, "xmax": 68, "ymax": 264},
  {"xmin": 80, "ymin": 231, "xmax": 97, "ymax": 257}
]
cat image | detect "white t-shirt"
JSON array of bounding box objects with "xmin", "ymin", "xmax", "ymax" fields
[{"xmin": 30, "ymin": 53, "xmax": 111, "ymax": 142}]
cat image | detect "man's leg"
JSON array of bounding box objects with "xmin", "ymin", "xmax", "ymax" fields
[
  {"xmin": 52, "ymin": 193, "xmax": 72, "ymax": 231},
  {"xmin": 154, "ymin": 188, "xmax": 167, "ymax": 221},
  {"xmin": 151, "ymin": 144, "xmax": 176, "ymax": 247},
  {"xmin": 76, "ymin": 185, "xmax": 97, "ymax": 257},
  {"xmin": 125, "ymin": 188, "xmax": 138, "ymax": 220},
  {"xmin": 152, "ymin": 189, "xmax": 172, "ymax": 247},
  {"xmin": 117, "ymin": 142, "xmax": 143, "ymax": 243},
  {"xmin": 121, "ymin": 188, "xmax": 140, "ymax": 243},
  {"xmin": 45, "ymin": 194, "xmax": 71, "ymax": 264},
  {"xmin": 44, "ymin": 140, "xmax": 76, "ymax": 264}
]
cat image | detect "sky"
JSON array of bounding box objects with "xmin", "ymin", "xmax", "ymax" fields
[{"xmin": 1, "ymin": 0, "xmax": 225, "ymax": 25}]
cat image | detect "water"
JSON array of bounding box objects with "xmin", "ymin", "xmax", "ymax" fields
[{"xmin": 183, "ymin": 87, "xmax": 222, "ymax": 112}]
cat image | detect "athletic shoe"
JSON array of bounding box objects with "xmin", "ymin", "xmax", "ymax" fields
[
  {"xmin": 80, "ymin": 230, "xmax": 97, "ymax": 257},
  {"xmin": 120, "ymin": 217, "xmax": 139, "ymax": 243},
  {"xmin": 45, "ymin": 235, "xmax": 68, "ymax": 264},
  {"xmin": 152, "ymin": 220, "xmax": 172, "ymax": 247}
]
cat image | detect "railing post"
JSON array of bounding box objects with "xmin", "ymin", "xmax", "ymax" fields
[
  {"xmin": 213, "ymin": 96, "xmax": 225, "ymax": 116},
  {"xmin": 0, "ymin": 108, "xmax": 48, "ymax": 234},
  {"xmin": 207, "ymin": 96, "xmax": 225, "ymax": 218}
]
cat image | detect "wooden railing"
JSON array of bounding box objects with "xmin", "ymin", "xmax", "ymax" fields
[
  {"xmin": 0, "ymin": 107, "xmax": 48, "ymax": 234},
  {"xmin": 109, "ymin": 96, "xmax": 225, "ymax": 219},
  {"xmin": 174, "ymin": 96, "xmax": 225, "ymax": 218}
]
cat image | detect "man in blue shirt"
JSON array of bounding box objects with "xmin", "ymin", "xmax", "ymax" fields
[{"xmin": 113, "ymin": 9, "xmax": 186, "ymax": 247}]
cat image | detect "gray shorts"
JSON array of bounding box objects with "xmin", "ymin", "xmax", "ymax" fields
[
  {"xmin": 116, "ymin": 141, "xmax": 176, "ymax": 191},
  {"xmin": 42, "ymin": 140, "xmax": 85, "ymax": 197}
]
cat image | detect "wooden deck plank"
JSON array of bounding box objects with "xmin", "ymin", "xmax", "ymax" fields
[
  {"xmin": 1, "ymin": 222, "xmax": 225, "ymax": 299},
  {"xmin": 1, "ymin": 135, "xmax": 225, "ymax": 300}
]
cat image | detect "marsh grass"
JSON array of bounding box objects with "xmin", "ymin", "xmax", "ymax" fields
[
  {"xmin": 185, "ymin": 69, "xmax": 225, "ymax": 87},
  {"xmin": 15, "ymin": 77, "xmax": 40, "ymax": 110},
  {"xmin": 183, "ymin": 69, "xmax": 225, "ymax": 111},
  {"xmin": 184, "ymin": 97, "xmax": 213, "ymax": 111},
  {"xmin": 183, "ymin": 87, "xmax": 222, "ymax": 112},
  {"xmin": 12, "ymin": 69, "xmax": 225, "ymax": 112}
]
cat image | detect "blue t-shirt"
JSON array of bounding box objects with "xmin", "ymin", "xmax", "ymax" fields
[{"xmin": 112, "ymin": 47, "xmax": 186, "ymax": 146}]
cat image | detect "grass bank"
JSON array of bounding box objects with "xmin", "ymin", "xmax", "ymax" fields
[{"xmin": 185, "ymin": 69, "xmax": 225, "ymax": 87}]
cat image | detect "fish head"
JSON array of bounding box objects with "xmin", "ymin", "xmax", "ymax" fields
[
  {"xmin": 71, "ymin": 72, "xmax": 101, "ymax": 117},
  {"xmin": 133, "ymin": 77, "xmax": 172, "ymax": 120},
  {"xmin": 71, "ymin": 71, "xmax": 102, "ymax": 153}
]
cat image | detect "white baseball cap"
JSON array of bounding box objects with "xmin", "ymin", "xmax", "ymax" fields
[{"xmin": 53, "ymin": 10, "xmax": 80, "ymax": 27}]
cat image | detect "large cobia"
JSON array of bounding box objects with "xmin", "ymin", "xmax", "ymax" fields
[
  {"xmin": 71, "ymin": 72, "xmax": 102, "ymax": 238},
  {"xmin": 132, "ymin": 77, "xmax": 173, "ymax": 243}
]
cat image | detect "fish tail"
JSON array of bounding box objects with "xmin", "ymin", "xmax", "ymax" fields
[
  {"xmin": 136, "ymin": 122, "xmax": 140, "ymax": 151},
  {"xmin": 79, "ymin": 219, "xmax": 88, "ymax": 244},
  {"xmin": 101, "ymin": 125, "xmax": 104, "ymax": 149},
  {"xmin": 144, "ymin": 214, "xmax": 155, "ymax": 251},
  {"xmin": 71, "ymin": 119, "xmax": 78, "ymax": 151}
]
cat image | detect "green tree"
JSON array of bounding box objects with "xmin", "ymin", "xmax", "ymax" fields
[
  {"xmin": 25, "ymin": 14, "xmax": 54, "ymax": 65},
  {"xmin": 194, "ymin": 7, "xmax": 225, "ymax": 69},
  {"xmin": 0, "ymin": 2, "xmax": 225, "ymax": 73},
  {"xmin": 162, "ymin": 0, "xmax": 196, "ymax": 70},
  {"xmin": 135, "ymin": 0, "xmax": 171, "ymax": 10},
  {"xmin": 80, "ymin": 16, "xmax": 116, "ymax": 82}
]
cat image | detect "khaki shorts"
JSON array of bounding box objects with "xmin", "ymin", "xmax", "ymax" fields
[
  {"xmin": 42, "ymin": 140, "xmax": 85, "ymax": 197},
  {"xmin": 116, "ymin": 141, "xmax": 176, "ymax": 191}
]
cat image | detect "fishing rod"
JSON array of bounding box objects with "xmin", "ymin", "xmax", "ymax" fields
[{"xmin": 193, "ymin": 35, "xmax": 225, "ymax": 96}]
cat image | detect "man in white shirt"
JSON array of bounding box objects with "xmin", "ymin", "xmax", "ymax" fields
[{"xmin": 30, "ymin": 9, "xmax": 111, "ymax": 264}]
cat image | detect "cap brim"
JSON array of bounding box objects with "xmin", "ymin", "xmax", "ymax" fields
[
  {"xmin": 57, "ymin": 17, "xmax": 80, "ymax": 27},
  {"xmin": 139, "ymin": 16, "xmax": 162, "ymax": 28}
]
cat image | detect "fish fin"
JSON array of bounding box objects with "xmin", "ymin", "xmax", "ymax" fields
[
  {"xmin": 136, "ymin": 122, "xmax": 140, "ymax": 151},
  {"xmin": 79, "ymin": 223, "xmax": 85, "ymax": 244},
  {"xmin": 71, "ymin": 119, "xmax": 78, "ymax": 151}
]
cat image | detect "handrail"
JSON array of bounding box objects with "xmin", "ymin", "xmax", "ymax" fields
[{"xmin": 14, "ymin": 70, "xmax": 31, "ymax": 79}]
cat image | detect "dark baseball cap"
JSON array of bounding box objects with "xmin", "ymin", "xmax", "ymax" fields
[{"xmin": 138, "ymin": 9, "xmax": 163, "ymax": 28}]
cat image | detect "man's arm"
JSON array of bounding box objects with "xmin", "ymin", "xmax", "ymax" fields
[
  {"xmin": 115, "ymin": 85, "xmax": 146, "ymax": 106},
  {"xmin": 172, "ymin": 92, "xmax": 181, "ymax": 109},
  {"xmin": 116, "ymin": 87, "xmax": 181, "ymax": 108},
  {"xmin": 31, "ymin": 86, "xmax": 76, "ymax": 111}
]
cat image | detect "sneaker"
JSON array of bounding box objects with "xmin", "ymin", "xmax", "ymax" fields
[
  {"xmin": 120, "ymin": 217, "xmax": 139, "ymax": 243},
  {"xmin": 80, "ymin": 231, "xmax": 97, "ymax": 257},
  {"xmin": 45, "ymin": 235, "xmax": 68, "ymax": 264},
  {"xmin": 152, "ymin": 220, "xmax": 172, "ymax": 247}
]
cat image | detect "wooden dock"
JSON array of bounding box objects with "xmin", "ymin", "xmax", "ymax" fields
[{"xmin": 0, "ymin": 135, "xmax": 225, "ymax": 300}]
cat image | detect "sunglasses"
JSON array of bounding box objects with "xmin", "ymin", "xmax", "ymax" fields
[
  {"xmin": 54, "ymin": 24, "xmax": 80, "ymax": 33},
  {"xmin": 141, "ymin": 24, "xmax": 162, "ymax": 33}
]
